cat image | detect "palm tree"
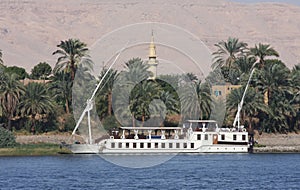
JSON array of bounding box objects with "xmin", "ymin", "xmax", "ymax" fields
[
  {"xmin": 250, "ymin": 43, "xmax": 279, "ymax": 68},
  {"xmin": 212, "ymin": 37, "xmax": 248, "ymax": 70},
  {"xmin": 195, "ymin": 81, "xmax": 212, "ymax": 119},
  {"xmin": 53, "ymin": 38, "xmax": 93, "ymax": 80},
  {"xmin": 48, "ymin": 72, "xmax": 72, "ymax": 114},
  {"xmin": 252, "ymin": 60, "xmax": 294, "ymax": 132},
  {"xmin": 97, "ymin": 68, "xmax": 118, "ymax": 117},
  {"xmin": 0, "ymin": 74, "xmax": 25, "ymax": 130},
  {"xmin": 254, "ymin": 59, "xmax": 290, "ymax": 105},
  {"xmin": 112, "ymin": 58, "xmax": 151, "ymax": 127},
  {"xmin": 19, "ymin": 83, "xmax": 55, "ymax": 133},
  {"xmin": 180, "ymin": 80, "xmax": 212, "ymax": 121},
  {"xmin": 290, "ymin": 64, "xmax": 300, "ymax": 130},
  {"xmin": 227, "ymin": 86, "xmax": 267, "ymax": 131}
]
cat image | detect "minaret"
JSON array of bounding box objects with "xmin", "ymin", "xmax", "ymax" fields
[{"xmin": 147, "ymin": 32, "xmax": 158, "ymax": 80}]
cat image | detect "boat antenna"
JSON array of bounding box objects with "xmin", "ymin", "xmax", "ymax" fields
[
  {"xmin": 70, "ymin": 42, "xmax": 129, "ymax": 144},
  {"xmin": 233, "ymin": 58, "xmax": 260, "ymax": 129}
]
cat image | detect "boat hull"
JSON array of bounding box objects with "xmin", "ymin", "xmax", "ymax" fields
[
  {"xmin": 64, "ymin": 143, "xmax": 249, "ymax": 154},
  {"xmin": 65, "ymin": 144, "xmax": 100, "ymax": 154}
]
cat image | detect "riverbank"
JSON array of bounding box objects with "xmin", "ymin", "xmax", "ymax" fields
[
  {"xmin": 0, "ymin": 143, "xmax": 72, "ymax": 156},
  {"xmin": 1, "ymin": 131, "xmax": 300, "ymax": 156},
  {"xmin": 253, "ymin": 131, "xmax": 300, "ymax": 153}
]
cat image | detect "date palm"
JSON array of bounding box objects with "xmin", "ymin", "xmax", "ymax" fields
[
  {"xmin": 112, "ymin": 58, "xmax": 152, "ymax": 127},
  {"xmin": 180, "ymin": 80, "xmax": 212, "ymax": 120},
  {"xmin": 19, "ymin": 83, "xmax": 55, "ymax": 133},
  {"xmin": 290, "ymin": 64, "xmax": 300, "ymax": 130},
  {"xmin": 212, "ymin": 37, "xmax": 248, "ymax": 70},
  {"xmin": 227, "ymin": 86, "xmax": 267, "ymax": 130},
  {"xmin": 53, "ymin": 38, "xmax": 93, "ymax": 80},
  {"xmin": 48, "ymin": 72, "xmax": 72, "ymax": 114},
  {"xmin": 0, "ymin": 74, "xmax": 25, "ymax": 130},
  {"xmin": 254, "ymin": 60, "xmax": 290, "ymax": 105},
  {"xmin": 250, "ymin": 43, "xmax": 279, "ymax": 68},
  {"xmin": 96, "ymin": 68, "xmax": 118, "ymax": 117}
]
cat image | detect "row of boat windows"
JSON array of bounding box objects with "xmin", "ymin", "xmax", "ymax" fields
[
  {"xmin": 110, "ymin": 142, "xmax": 195, "ymax": 149},
  {"xmin": 196, "ymin": 134, "xmax": 246, "ymax": 141}
]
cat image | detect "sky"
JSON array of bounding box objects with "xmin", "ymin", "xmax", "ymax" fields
[{"xmin": 230, "ymin": 0, "xmax": 300, "ymax": 6}]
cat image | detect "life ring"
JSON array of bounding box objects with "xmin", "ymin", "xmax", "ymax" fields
[{"xmin": 242, "ymin": 128, "xmax": 247, "ymax": 132}]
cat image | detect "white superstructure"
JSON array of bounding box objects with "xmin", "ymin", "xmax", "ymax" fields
[{"xmin": 67, "ymin": 120, "xmax": 249, "ymax": 154}]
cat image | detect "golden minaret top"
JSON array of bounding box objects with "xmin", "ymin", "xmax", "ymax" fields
[{"xmin": 149, "ymin": 31, "xmax": 156, "ymax": 58}]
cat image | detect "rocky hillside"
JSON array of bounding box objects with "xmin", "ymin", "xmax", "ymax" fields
[{"xmin": 1, "ymin": 0, "xmax": 300, "ymax": 73}]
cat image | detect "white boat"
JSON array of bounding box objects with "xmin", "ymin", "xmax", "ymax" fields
[
  {"xmin": 67, "ymin": 120, "xmax": 250, "ymax": 154},
  {"xmin": 65, "ymin": 120, "xmax": 249, "ymax": 154},
  {"xmin": 63, "ymin": 44, "xmax": 259, "ymax": 154}
]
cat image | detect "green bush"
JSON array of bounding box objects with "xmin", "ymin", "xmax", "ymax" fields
[
  {"xmin": 0, "ymin": 127, "xmax": 17, "ymax": 148},
  {"xmin": 62, "ymin": 114, "xmax": 75, "ymax": 132}
]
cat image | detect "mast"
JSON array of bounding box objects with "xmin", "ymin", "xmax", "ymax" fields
[
  {"xmin": 71, "ymin": 43, "xmax": 128, "ymax": 144},
  {"xmin": 233, "ymin": 59, "xmax": 260, "ymax": 129}
]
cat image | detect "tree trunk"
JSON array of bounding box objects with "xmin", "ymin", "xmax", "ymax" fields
[
  {"xmin": 65, "ymin": 98, "xmax": 70, "ymax": 114},
  {"xmin": 108, "ymin": 91, "xmax": 112, "ymax": 116},
  {"xmin": 142, "ymin": 114, "xmax": 145, "ymax": 127},
  {"xmin": 132, "ymin": 114, "xmax": 135, "ymax": 128},
  {"xmin": 7, "ymin": 118, "xmax": 12, "ymax": 131},
  {"xmin": 31, "ymin": 115, "xmax": 36, "ymax": 135},
  {"xmin": 70, "ymin": 62, "xmax": 76, "ymax": 81}
]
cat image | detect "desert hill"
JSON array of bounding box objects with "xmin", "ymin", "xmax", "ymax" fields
[{"xmin": 0, "ymin": 0, "xmax": 300, "ymax": 74}]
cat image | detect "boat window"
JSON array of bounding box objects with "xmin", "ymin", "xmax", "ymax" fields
[
  {"xmin": 126, "ymin": 143, "xmax": 129, "ymax": 148},
  {"xmin": 233, "ymin": 134, "xmax": 237, "ymax": 140},
  {"xmin": 111, "ymin": 143, "xmax": 115, "ymax": 148},
  {"xmin": 162, "ymin": 143, "xmax": 165, "ymax": 148},
  {"xmin": 155, "ymin": 143, "xmax": 158, "ymax": 148},
  {"xmin": 133, "ymin": 143, "xmax": 137, "ymax": 148},
  {"xmin": 191, "ymin": 143, "xmax": 194, "ymax": 148},
  {"xmin": 169, "ymin": 143, "xmax": 173, "ymax": 148},
  {"xmin": 118, "ymin": 143, "xmax": 122, "ymax": 148},
  {"xmin": 183, "ymin": 143, "xmax": 187, "ymax": 148},
  {"xmin": 221, "ymin": 134, "xmax": 225, "ymax": 140},
  {"xmin": 176, "ymin": 143, "xmax": 180, "ymax": 148},
  {"xmin": 205, "ymin": 134, "xmax": 208, "ymax": 140},
  {"xmin": 148, "ymin": 143, "xmax": 151, "ymax": 148},
  {"xmin": 242, "ymin": 135, "xmax": 246, "ymax": 141},
  {"xmin": 140, "ymin": 143, "xmax": 144, "ymax": 148},
  {"xmin": 197, "ymin": 134, "xmax": 201, "ymax": 140}
]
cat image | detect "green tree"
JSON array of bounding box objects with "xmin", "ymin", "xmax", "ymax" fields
[
  {"xmin": 254, "ymin": 60, "xmax": 290, "ymax": 106},
  {"xmin": 53, "ymin": 38, "xmax": 93, "ymax": 80},
  {"xmin": 253, "ymin": 60, "xmax": 294, "ymax": 133},
  {"xmin": 250, "ymin": 43, "xmax": 279, "ymax": 68},
  {"xmin": 0, "ymin": 127, "xmax": 17, "ymax": 148},
  {"xmin": 112, "ymin": 58, "xmax": 151, "ymax": 127},
  {"xmin": 19, "ymin": 83, "xmax": 55, "ymax": 133},
  {"xmin": 290, "ymin": 64, "xmax": 300, "ymax": 131},
  {"xmin": 48, "ymin": 72, "xmax": 72, "ymax": 114},
  {"xmin": 212, "ymin": 37, "xmax": 248, "ymax": 70},
  {"xmin": 130, "ymin": 80, "xmax": 161, "ymax": 126},
  {"xmin": 30, "ymin": 62, "xmax": 52, "ymax": 79},
  {"xmin": 96, "ymin": 68, "xmax": 118, "ymax": 118},
  {"xmin": 180, "ymin": 80, "xmax": 212, "ymax": 120},
  {"xmin": 227, "ymin": 86, "xmax": 267, "ymax": 131},
  {"xmin": 0, "ymin": 74, "xmax": 25, "ymax": 130},
  {"xmin": 4, "ymin": 66, "xmax": 29, "ymax": 80}
]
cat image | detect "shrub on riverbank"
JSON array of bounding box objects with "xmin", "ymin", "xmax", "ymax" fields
[{"xmin": 0, "ymin": 127, "xmax": 17, "ymax": 148}]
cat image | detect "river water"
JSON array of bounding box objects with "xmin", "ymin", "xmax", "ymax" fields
[{"xmin": 0, "ymin": 154, "xmax": 300, "ymax": 189}]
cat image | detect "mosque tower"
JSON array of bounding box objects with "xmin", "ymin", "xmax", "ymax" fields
[{"xmin": 147, "ymin": 32, "xmax": 158, "ymax": 80}]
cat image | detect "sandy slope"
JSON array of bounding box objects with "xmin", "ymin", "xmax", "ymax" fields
[{"xmin": 0, "ymin": 0, "xmax": 300, "ymax": 73}]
